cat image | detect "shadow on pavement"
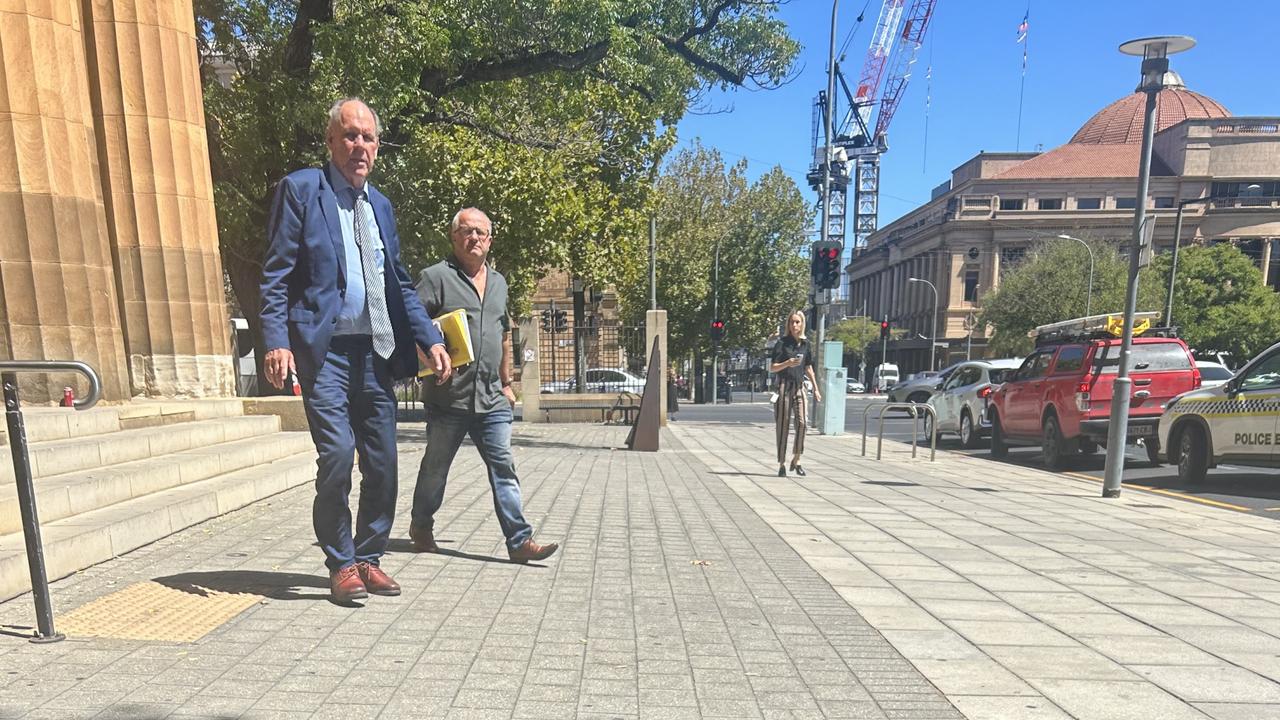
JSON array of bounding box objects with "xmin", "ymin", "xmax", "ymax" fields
[
  {"xmin": 153, "ymin": 570, "xmax": 329, "ymax": 600},
  {"xmin": 384, "ymin": 539, "xmax": 549, "ymax": 567}
]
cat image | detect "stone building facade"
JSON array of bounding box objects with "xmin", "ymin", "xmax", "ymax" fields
[
  {"xmin": 848, "ymin": 75, "xmax": 1280, "ymax": 375},
  {"xmin": 0, "ymin": 0, "xmax": 231, "ymax": 402}
]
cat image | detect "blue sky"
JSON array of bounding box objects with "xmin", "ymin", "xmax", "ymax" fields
[{"xmin": 675, "ymin": 0, "xmax": 1277, "ymax": 228}]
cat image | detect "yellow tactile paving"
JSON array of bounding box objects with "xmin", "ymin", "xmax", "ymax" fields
[{"xmin": 57, "ymin": 580, "xmax": 263, "ymax": 643}]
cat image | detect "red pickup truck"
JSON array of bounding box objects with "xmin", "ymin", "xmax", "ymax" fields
[{"xmin": 987, "ymin": 320, "xmax": 1201, "ymax": 470}]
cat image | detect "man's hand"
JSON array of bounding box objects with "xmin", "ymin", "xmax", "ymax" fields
[
  {"xmin": 264, "ymin": 348, "xmax": 296, "ymax": 390},
  {"xmin": 502, "ymin": 384, "xmax": 516, "ymax": 406},
  {"xmin": 429, "ymin": 344, "xmax": 452, "ymax": 384},
  {"xmin": 815, "ymin": 390, "xmax": 823, "ymax": 403}
]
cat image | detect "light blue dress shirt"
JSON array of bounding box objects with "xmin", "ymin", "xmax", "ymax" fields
[{"xmin": 328, "ymin": 163, "xmax": 385, "ymax": 336}]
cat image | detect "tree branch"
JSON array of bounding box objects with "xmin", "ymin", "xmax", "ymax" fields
[
  {"xmin": 658, "ymin": 36, "xmax": 746, "ymax": 85},
  {"xmin": 420, "ymin": 111, "xmax": 564, "ymax": 151},
  {"xmin": 421, "ymin": 39, "xmax": 613, "ymax": 97}
]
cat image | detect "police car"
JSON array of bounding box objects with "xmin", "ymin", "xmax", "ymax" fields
[{"xmin": 1158, "ymin": 341, "xmax": 1280, "ymax": 483}]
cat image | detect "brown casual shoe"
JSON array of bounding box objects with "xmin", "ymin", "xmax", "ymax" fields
[
  {"xmin": 330, "ymin": 564, "xmax": 368, "ymax": 603},
  {"xmin": 356, "ymin": 562, "xmax": 401, "ymax": 596},
  {"xmin": 508, "ymin": 539, "xmax": 560, "ymax": 564},
  {"xmin": 409, "ymin": 524, "xmax": 438, "ymax": 553}
]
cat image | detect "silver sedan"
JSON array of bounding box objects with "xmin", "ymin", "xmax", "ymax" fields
[{"xmin": 924, "ymin": 359, "xmax": 1023, "ymax": 448}]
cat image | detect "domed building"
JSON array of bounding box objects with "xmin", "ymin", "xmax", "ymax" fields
[{"xmin": 847, "ymin": 74, "xmax": 1280, "ymax": 375}]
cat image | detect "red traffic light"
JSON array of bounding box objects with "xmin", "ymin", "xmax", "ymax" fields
[
  {"xmin": 880, "ymin": 321, "xmax": 889, "ymax": 329},
  {"xmin": 711, "ymin": 319, "xmax": 724, "ymax": 329}
]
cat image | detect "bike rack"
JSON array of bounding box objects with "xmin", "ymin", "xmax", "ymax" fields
[
  {"xmin": 1, "ymin": 361, "xmax": 102, "ymax": 643},
  {"xmin": 861, "ymin": 402, "xmax": 937, "ymax": 462}
]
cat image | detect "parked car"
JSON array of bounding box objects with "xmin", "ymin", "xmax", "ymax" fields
[
  {"xmin": 540, "ymin": 367, "xmax": 645, "ymax": 394},
  {"xmin": 987, "ymin": 313, "xmax": 1201, "ymax": 470},
  {"xmin": 886, "ymin": 363, "xmax": 961, "ymax": 404},
  {"xmin": 846, "ymin": 379, "xmax": 866, "ymax": 394},
  {"xmin": 1158, "ymin": 341, "xmax": 1280, "ymax": 483},
  {"xmin": 1195, "ymin": 361, "xmax": 1234, "ymax": 389},
  {"xmin": 922, "ymin": 358, "xmax": 1023, "ymax": 448}
]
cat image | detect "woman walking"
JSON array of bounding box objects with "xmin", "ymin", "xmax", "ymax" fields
[{"xmin": 770, "ymin": 311, "xmax": 820, "ymax": 477}]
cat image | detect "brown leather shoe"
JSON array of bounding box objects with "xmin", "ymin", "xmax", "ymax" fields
[
  {"xmin": 508, "ymin": 539, "xmax": 560, "ymax": 564},
  {"xmin": 409, "ymin": 524, "xmax": 438, "ymax": 553},
  {"xmin": 330, "ymin": 564, "xmax": 368, "ymax": 603},
  {"xmin": 356, "ymin": 562, "xmax": 401, "ymax": 596}
]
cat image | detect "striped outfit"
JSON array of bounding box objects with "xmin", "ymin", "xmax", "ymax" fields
[{"xmin": 775, "ymin": 379, "xmax": 807, "ymax": 464}]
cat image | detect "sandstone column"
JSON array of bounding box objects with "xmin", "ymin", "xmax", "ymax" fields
[
  {"xmin": 0, "ymin": 0, "xmax": 130, "ymax": 401},
  {"xmin": 82, "ymin": 0, "xmax": 233, "ymax": 397}
]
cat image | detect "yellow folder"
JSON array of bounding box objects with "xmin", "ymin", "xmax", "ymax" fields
[{"xmin": 418, "ymin": 308, "xmax": 475, "ymax": 377}]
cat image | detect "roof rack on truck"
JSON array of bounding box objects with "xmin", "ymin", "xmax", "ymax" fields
[{"xmin": 1028, "ymin": 312, "xmax": 1173, "ymax": 346}]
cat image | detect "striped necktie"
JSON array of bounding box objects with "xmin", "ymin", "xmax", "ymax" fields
[{"xmin": 352, "ymin": 192, "xmax": 396, "ymax": 359}]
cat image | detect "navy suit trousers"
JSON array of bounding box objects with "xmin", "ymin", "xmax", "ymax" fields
[{"xmin": 301, "ymin": 335, "xmax": 398, "ymax": 571}]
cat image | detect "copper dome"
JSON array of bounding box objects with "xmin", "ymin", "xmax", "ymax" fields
[{"xmin": 1069, "ymin": 77, "xmax": 1230, "ymax": 145}]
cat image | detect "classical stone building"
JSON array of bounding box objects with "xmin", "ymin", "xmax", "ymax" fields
[
  {"xmin": 848, "ymin": 74, "xmax": 1280, "ymax": 375},
  {"xmin": 0, "ymin": 0, "xmax": 232, "ymax": 402}
]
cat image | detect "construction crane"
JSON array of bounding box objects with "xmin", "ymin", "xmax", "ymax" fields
[{"xmin": 808, "ymin": 0, "xmax": 938, "ymax": 296}]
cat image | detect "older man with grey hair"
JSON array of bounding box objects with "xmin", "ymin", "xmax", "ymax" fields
[
  {"xmin": 260, "ymin": 97, "xmax": 453, "ymax": 603},
  {"xmin": 408, "ymin": 207, "xmax": 559, "ymax": 564}
]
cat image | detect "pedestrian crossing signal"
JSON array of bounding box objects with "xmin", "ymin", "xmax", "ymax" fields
[{"xmin": 811, "ymin": 240, "xmax": 842, "ymax": 290}]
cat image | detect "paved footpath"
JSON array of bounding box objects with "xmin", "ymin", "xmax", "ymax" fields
[
  {"xmin": 673, "ymin": 420, "xmax": 1280, "ymax": 720},
  {"xmin": 3, "ymin": 418, "xmax": 1280, "ymax": 719},
  {"xmin": 0, "ymin": 421, "xmax": 958, "ymax": 720}
]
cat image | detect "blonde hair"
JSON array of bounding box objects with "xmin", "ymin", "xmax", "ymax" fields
[{"xmin": 786, "ymin": 310, "xmax": 806, "ymax": 339}]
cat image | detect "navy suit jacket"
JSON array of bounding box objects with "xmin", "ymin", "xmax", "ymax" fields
[{"xmin": 259, "ymin": 167, "xmax": 443, "ymax": 381}]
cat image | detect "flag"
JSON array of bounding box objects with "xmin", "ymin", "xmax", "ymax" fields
[{"xmin": 1016, "ymin": 13, "xmax": 1028, "ymax": 43}]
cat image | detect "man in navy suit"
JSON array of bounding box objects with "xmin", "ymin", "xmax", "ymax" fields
[{"xmin": 260, "ymin": 97, "xmax": 452, "ymax": 603}]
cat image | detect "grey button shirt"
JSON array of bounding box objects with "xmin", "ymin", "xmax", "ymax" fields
[{"xmin": 416, "ymin": 257, "xmax": 511, "ymax": 414}]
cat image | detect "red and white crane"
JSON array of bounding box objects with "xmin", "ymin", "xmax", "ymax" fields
[{"xmin": 809, "ymin": 0, "xmax": 938, "ymax": 258}]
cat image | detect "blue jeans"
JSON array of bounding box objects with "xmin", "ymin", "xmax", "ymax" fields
[
  {"xmin": 411, "ymin": 405, "xmax": 532, "ymax": 550},
  {"xmin": 300, "ymin": 335, "xmax": 398, "ymax": 572}
]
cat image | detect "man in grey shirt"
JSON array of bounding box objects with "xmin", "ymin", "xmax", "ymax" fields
[{"xmin": 409, "ymin": 208, "xmax": 559, "ymax": 563}]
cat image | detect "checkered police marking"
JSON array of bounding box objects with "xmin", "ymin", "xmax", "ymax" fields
[{"xmin": 1170, "ymin": 394, "xmax": 1280, "ymax": 418}]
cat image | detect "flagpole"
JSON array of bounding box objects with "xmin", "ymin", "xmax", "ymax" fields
[
  {"xmin": 1015, "ymin": 6, "xmax": 1029, "ymax": 152},
  {"xmin": 923, "ymin": 42, "xmax": 932, "ymax": 173}
]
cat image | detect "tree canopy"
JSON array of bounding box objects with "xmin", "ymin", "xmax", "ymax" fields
[
  {"xmin": 979, "ymin": 237, "xmax": 1278, "ymax": 362},
  {"xmin": 617, "ymin": 144, "xmax": 809, "ymax": 363},
  {"xmin": 195, "ymin": 0, "xmax": 800, "ymax": 329},
  {"xmin": 1149, "ymin": 244, "xmax": 1280, "ymax": 362}
]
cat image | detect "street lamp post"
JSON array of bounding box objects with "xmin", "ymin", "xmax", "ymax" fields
[
  {"xmin": 1103, "ymin": 35, "xmax": 1196, "ymax": 500},
  {"xmin": 908, "ymin": 277, "xmax": 938, "ymax": 371},
  {"xmin": 711, "ymin": 239, "xmax": 720, "ymax": 404},
  {"xmin": 1056, "ymin": 234, "xmax": 1095, "ymax": 318},
  {"xmin": 1165, "ymin": 184, "xmax": 1262, "ymax": 327}
]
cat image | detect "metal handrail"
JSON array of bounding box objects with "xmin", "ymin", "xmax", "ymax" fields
[
  {"xmin": 861, "ymin": 402, "xmax": 937, "ymax": 462},
  {"xmin": 0, "ymin": 361, "xmax": 101, "ymax": 410},
  {"xmin": 1, "ymin": 360, "xmax": 102, "ymax": 643}
]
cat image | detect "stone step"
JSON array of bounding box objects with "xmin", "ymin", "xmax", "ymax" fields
[
  {"xmin": 0, "ymin": 415, "xmax": 282, "ymax": 485},
  {"xmin": 0, "ymin": 449, "xmax": 317, "ymax": 603},
  {"xmin": 0, "ymin": 398, "xmax": 247, "ymax": 446},
  {"xmin": 0, "ymin": 432, "xmax": 315, "ymax": 535}
]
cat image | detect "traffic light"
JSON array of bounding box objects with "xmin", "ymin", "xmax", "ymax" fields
[
  {"xmin": 553, "ymin": 309, "xmax": 568, "ymax": 332},
  {"xmin": 540, "ymin": 309, "xmax": 552, "ymax": 332},
  {"xmin": 710, "ymin": 318, "xmax": 725, "ymax": 343},
  {"xmin": 879, "ymin": 319, "xmax": 890, "ymax": 341},
  {"xmin": 811, "ymin": 240, "xmax": 842, "ymax": 290}
]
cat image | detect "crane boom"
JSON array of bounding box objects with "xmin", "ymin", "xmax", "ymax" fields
[
  {"xmin": 874, "ymin": 0, "xmax": 937, "ymax": 141},
  {"xmin": 853, "ymin": 0, "xmax": 906, "ymax": 130}
]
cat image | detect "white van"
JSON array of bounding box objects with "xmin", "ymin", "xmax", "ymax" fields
[{"xmin": 872, "ymin": 363, "xmax": 899, "ymax": 393}]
